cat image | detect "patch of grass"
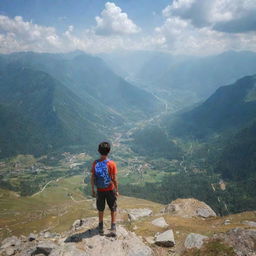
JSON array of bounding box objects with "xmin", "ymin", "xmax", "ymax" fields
[
  {"xmin": 183, "ymin": 239, "xmax": 236, "ymax": 256},
  {"xmin": 0, "ymin": 175, "xmax": 95, "ymax": 240}
]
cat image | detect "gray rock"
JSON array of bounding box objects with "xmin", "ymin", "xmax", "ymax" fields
[
  {"xmin": 28, "ymin": 233, "xmax": 37, "ymax": 241},
  {"xmin": 151, "ymin": 217, "xmax": 169, "ymax": 228},
  {"xmin": 184, "ymin": 233, "xmax": 208, "ymax": 249},
  {"xmin": 242, "ymin": 220, "xmax": 256, "ymax": 227},
  {"xmin": 224, "ymin": 219, "xmax": 231, "ymax": 225},
  {"xmin": 44, "ymin": 232, "xmax": 53, "ymax": 238},
  {"xmin": 127, "ymin": 208, "xmax": 152, "ymax": 221},
  {"xmin": 1, "ymin": 236, "xmax": 21, "ymax": 249},
  {"xmin": 155, "ymin": 230, "xmax": 175, "ymax": 247}
]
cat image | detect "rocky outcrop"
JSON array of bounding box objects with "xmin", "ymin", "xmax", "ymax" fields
[
  {"xmin": 0, "ymin": 218, "xmax": 152, "ymax": 256},
  {"xmin": 184, "ymin": 233, "xmax": 208, "ymax": 249},
  {"xmin": 1, "ymin": 200, "xmax": 255, "ymax": 256},
  {"xmin": 163, "ymin": 198, "xmax": 217, "ymax": 218},
  {"xmin": 151, "ymin": 217, "xmax": 169, "ymax": 228},
  {"xmin": 127, "ymin": 208, "xmax": 152, "ymax": 221},
  {"xmin": 214, "ymin": 228, "xmax": 256, "ymax": 256},
  {"xmin": 155, "ymin": 230, "xmax": 175, "ymax": 247}
]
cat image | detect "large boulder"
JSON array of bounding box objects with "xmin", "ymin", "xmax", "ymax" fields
[
  {"xmin": 155, "ymin": 230, "xmax": 175, "ymax": 247},
  {"xmin": 151, "ymin": 217, "xmax": 169, "ymax": 228},
  {"xmin": 163, "ymin": 198, "xmax": 217, "ymax": 218},
  {"xmin": 127, "ymin": 208, "xmax": 153, "ymax": 221},
  {"xmin": 184, "ymin": 233, "xmax": 208, "ymax": 249},
  {"xmin": 214, "ymin": 228, "xmax": 256, "ymax": 256}
]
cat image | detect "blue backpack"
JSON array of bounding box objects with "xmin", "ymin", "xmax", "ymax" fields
[{"xmin": 94, "ymin": 159, "xmax": 111, "ymax": 189}]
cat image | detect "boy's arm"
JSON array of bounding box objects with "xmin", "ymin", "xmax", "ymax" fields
[
  {"xmin": 90, "ymin": 172, "xmax": 96, "ymax": 197},
  {"xmin": 111, "ymin": 162, "xmax": 119, "ymax": 196},
  {"xmin": 91, "ymin": 162, "xmax": 96, "ymax": 197},
  {"xmin": 112, "ymin": 173, "xmax": 118, "ymax": 194}
]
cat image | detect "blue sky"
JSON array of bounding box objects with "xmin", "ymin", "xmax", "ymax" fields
[
  {"xmin": 0, "ymin": 0, "xmax": 255, "ymax": 55},
  {"xmin": 0, "ymin": 0, "xmax": 170, "ymax": 32}
]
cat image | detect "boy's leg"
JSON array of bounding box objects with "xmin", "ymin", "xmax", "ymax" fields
[
  {"xmin": 98, "ymin": 212, "xmax": 104, "ymax": 235},
  {"xmin": 106, "ymin": 190, "xmax": 117, "ymax": 231},
  {"xmin": 96, "ymin": 191, "xmax": 106, "ymax": 235},
  {"xmin": 111, "ymin": 211, "xmax": 117, "ymax": 231},
  {"xmin": 110, "ymin": 210, "xmax": 116, "ymax": 223},
  {"xmin": 99, "ymin": 211, "xmax": 104, "ymax": 223}
]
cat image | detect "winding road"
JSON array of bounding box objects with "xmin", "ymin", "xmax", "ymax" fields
[{"xmin": 31, "ymin": 176, "xmax": 65, "ymax": 197}]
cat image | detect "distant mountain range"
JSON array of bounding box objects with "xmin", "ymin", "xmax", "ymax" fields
[
  {"xmin": 0, "ymin": 52, "xmax": 162, "ymax": 158},
  {"xmin": 102, "ymin": 50, "xmax": 256, "ymax": 109},
  {"xmin": 139, "ymin": 51, "xmax": 256, "ymax": 97},
  {"xmin": 1, "ymin": 52, "xmax": 162, "ymax": 120},
  {"xmin": 0, "ymin": 65, "xmax": 105, "ymax": 157},
  {"xmin": 166, "ymin": 75, "xmax": 256, "ymax": 138}
]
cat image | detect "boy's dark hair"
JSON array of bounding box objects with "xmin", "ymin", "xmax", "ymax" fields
[{"xmin": 98, "ymin": 141, "xmax": 111, "ymax": 155}]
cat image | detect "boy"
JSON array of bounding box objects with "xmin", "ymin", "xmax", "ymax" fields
[{"xmin": 90, "ymin": 141, "xmax": 119, "ymax": 235}]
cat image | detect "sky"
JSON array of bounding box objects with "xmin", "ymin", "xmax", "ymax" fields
[{"xmin": 0, "ymin": 0, "xmax": 255, "ymax": 55}]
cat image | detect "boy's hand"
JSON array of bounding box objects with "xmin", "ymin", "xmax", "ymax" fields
[
  {"xmin": 92, "ymin": 190, "xmax": 96, "ymax": 198},
  {"xmin": 115, "ymin": 191, "xmax": 119, "ymax": 197}
]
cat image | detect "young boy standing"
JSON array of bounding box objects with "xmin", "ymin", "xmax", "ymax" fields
[{"xmin": 90, "ymin": 142, "xmax": 119, "ymax": 235}]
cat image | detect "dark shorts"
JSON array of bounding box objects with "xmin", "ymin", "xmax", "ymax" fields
[{"xmin": 96, "ymin": 190, "xmax": 117, "ymax": 212}]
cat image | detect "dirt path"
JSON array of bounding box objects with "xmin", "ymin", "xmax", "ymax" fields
[{"xmin": 31, "ymin": 176, "xmax": 65, "ymax": 197}]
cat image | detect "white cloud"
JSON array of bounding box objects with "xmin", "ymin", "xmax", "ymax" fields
[
  {"xmin": 163, "ymin": 0, "xmax": 195, "ymax": 17},
  {"xmin": 0, "ymin": 2, "xmax": 143, "ymax": 54},
  {"xmin": 150, "ymin": 0, "xmax": 256, "ymax": 55},
  {"xmin": 162, "ymin": 0, "xmax": 256, "ymax": 33},
  {"xmin": 94, "ymin": 2, "xmax": 140, "ymax": 35},
  {"xmin": 153, "ymin": 15, "xmax": 256, "ymax": 55},
  {"xmin": 0, "ymin": 15, "xmax": 62, "ymax": 53},
  {"xmin": 0, "ymin": 14, "xmax": 146, "ymax": 54}
]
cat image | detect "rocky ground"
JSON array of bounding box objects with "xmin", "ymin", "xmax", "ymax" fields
[{"xmin": 1, "ymin": 198, "xmax": 256, "ymax": 256}]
